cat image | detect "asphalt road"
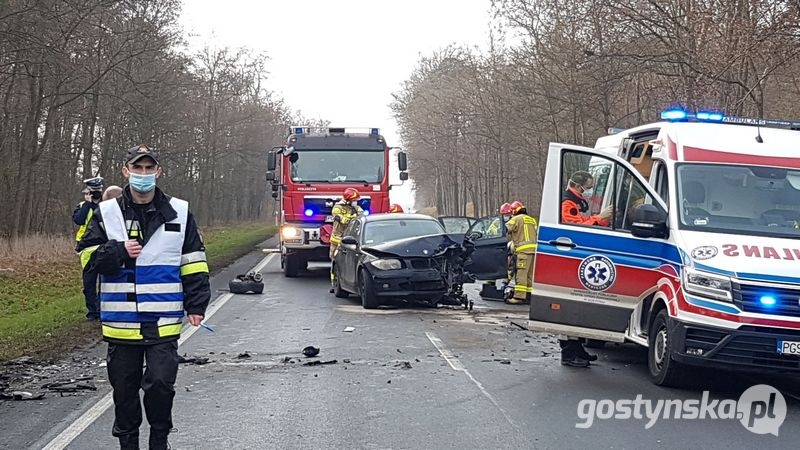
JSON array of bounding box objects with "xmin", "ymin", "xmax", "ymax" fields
[{"xmin": 6, "ymin": 241, "xmax": 800, "ymax": 449}]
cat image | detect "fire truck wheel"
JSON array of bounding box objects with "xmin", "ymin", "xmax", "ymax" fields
[
  {"xmin": 284, "ymin": 254, "xmax": 303, "ymax": 278},
  {"xmin": 332, "ymin": 264, "xmax": 349, "ymax": 298},
  {"xmin": 648, "ymin": 309, "xmax": 688, "ymax": 387},
  {"xmin": 358, "ymin": 269, "xmax": 379, "ymax": 309}
]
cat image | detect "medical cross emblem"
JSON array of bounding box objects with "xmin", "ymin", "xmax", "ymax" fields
[
  {"xmin": 578, "ymin": 255, "xmax": 616, "ymax": 292},
  {"xmin": 587, "ymin": 263, "xmax": 608, "ymax": 284}
]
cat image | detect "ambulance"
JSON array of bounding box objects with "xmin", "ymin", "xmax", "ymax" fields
[{"xmin": 528, "ymin": 109, "xmax": 800, "ymax": 386}]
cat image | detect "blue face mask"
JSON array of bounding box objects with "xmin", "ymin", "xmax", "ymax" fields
[{"xmin": 129, "ymin": 172, "xmax": 156, "ymax": 193}]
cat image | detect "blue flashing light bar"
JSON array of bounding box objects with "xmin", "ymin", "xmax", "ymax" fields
[
  {"xmin": 760, "ymin": 295, "xmax": 777, "ymax": 307},
  {"xmin": 304, "ymin": 208, "xmax": 314, "ymax": 217},
  {"xmin": 293, "ymin": 127, "xmax": 304, "ymax": 135},
  {"xmin": 370, "ymin": 128, "xmax": 379, "ymax": 136},
  {"xmin": 661, "ymin": 109, "xmax": 688, "ymax": 121},
  {"xmin": 660, "ymin": 108, "xmax": 728, "ymax": 123},
  {"xmin": 363, "ymin": 210, "xmax": 370, "ymax": 216},
  {"xmin": 696, "ymin": 111, "xmax": 724, "ymax": 122}
]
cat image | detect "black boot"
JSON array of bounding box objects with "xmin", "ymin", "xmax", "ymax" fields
[
  {"xmin": 119, "ymin": 434, "xmax": 140, "ymax": 450},
  {"xmin": 577, "ymin": 343, "xmax": 598, "ymax": 361},
  {"xmin": 559, "ymin": 340, "xmax": 591, "ymax": 368},
  {"xmin": 561, "ymin": 356, "xmax": 591, "ymax": 367},
  {"xmin": 148, "ymin": 431, "xmax": 170, "ymax": 450}
]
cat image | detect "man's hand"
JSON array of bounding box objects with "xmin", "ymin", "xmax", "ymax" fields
[
  {"xmin": 84, "ymin": 193, "xmax": 93, "ymax": 203},
  {"xmin": 187, "ymin": 314, "xmax": 204, "ymax": 326},
  {"xmin": 599, "ymin": 205, "xmax": 613, "ymax": 220},
  {"xmin": 124, "ymin": 240, "xmax": 142, "ymax": 259}
]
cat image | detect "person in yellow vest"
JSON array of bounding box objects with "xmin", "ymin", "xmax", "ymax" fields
[
  {"xmin": 73, "ymin": 177, "xmax": 104, "ymax": 321},
  {"xmin": 505, "ymin": 200, "xmax": 537, "ymax": 305},
  {"xmin": 329, "ymin": 187, "xmax": 364, "ymax": 293},
  {"xmin": 76, "ymin": 145, "xmax": 210, "ymax": 450}
]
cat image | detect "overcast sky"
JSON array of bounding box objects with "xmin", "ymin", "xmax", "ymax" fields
[{"xmin": 180, "ymin": 0, "xmax": 494, "ymax": 210}]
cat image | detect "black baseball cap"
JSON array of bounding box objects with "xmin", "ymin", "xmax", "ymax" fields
[{"xmin": 126, "ymin": 144, "xmax": 159, "ymax": 165}]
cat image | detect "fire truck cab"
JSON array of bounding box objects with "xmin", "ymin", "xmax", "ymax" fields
[
  {"xmin": 530, "ymin": 109, "xmax": 800, "ymax": 385},
  {"xmin": 267, "ymin": 127, "xmax": 408, "ymax": 277}
]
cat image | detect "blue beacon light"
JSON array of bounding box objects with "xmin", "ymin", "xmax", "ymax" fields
[
  {"xmin": 759, "ymin": 295, "xmax": 777, "ymax": 307},
  {"xmin": 304, "ymin": 209, "xmax": 314, "ymax": 217}
]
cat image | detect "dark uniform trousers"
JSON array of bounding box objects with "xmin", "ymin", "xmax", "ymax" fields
[
  {"xmin": 82, "ymin": 264, "xmax": 99, "ymax": 318},
  {"xmin": 108, "ymin": 335, "xmax": 179, "ymax": 445}
]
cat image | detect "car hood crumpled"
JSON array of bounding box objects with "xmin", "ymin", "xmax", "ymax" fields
[{"xmin": 363, "ymin": 234, "xmax": 463, "ymax": 258}]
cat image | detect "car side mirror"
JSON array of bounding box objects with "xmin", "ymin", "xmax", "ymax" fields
[
  {"xmin": 630, "ymin": 204, "xmax": 668, "ymax": 239},
  {"xmin": 341, "ymin": 235, "xmax": 358, "ymax": 249},
  {"xmin": 399, "ymin": 172, "xmax": 408, "ymax": 181},
  {"xmin": 266, "ymin": 172, "xmax": 275, "ymax": 181},
  {"xmin": 271, "ymin": 192, "xmax": 278, "ymax": 199}
]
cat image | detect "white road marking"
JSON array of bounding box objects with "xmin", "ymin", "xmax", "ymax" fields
[
  {"xmin": 425, "ymin": 332, "xmax": 516, "ymax": 428},
  {"xmin": 42, "ymin": 253, "xmax": 276, "ymax": 450}
]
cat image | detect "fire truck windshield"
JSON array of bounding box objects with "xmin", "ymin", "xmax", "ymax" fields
[{"xmin": 289, "ymin": 149, "xmax": 384, "ymax": 183}]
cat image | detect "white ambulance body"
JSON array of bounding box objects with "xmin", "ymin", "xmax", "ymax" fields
[{"xmin": 530, "ymin": 110, "xmax": 800, "ymax": 385}]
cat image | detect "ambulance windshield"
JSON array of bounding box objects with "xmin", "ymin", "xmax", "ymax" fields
[{"xmin": 677, "ymin": 164, "xmax": 800, "ymax": 238}]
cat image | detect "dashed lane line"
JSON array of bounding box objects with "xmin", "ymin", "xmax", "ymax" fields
[{"xmin": 41, "ymin": 253, "xmax": 276, "ymax": 450}]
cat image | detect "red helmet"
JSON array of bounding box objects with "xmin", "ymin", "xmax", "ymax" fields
[
  {"xmin": 510, "ymin": 200, "xmax": 525, "ymax": 214},
  {"xmin": 389, "ymin": 203, "xmax": 404, "ymax": 213},
  {"xmin": 499, "ymin": 202, "xmax": 512, "ymax": 215},
  {"xmin": 343, "ymin": 188, "xmax": 360, "ymax": 201}
]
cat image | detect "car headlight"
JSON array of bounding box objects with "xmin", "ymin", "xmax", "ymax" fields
[
  {"xmin": 682, "ymin": 267, "xmax": 732, "ymax": 302},
  {"xmin": 370, "ymin": 259, "xmax": 402, "ymax": 270},
  {"xmin": 281, "ymin": 226, "xmax": 300, "ymax": 239}
]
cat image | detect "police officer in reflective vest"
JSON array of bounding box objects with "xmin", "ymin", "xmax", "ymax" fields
[
  {"xmin": 73, "ymin": 177, "xmax": 104, "ymax": 321},
  {"xmin": 329, "ymin": 188, "xmax": 363, "ymax": 293},
  {"xmin": 505, "ymin": 201, "xmax": 537, "ymax": 304},
  {"xmin": 77, "ymin": 145, "xmax": 210, "ymax": 450}
]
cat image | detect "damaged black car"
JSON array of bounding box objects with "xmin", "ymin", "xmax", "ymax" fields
[{"xmin": 330, "ymin": 213, "xmax": 507, "ymax": 309}]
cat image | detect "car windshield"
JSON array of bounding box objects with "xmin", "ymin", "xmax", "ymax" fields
[
  {"xmin": 290, "ymin": 149, "xmax": 384, "ymax": 183},
  {"xmin": 677, "ymin": 163, "xmax": 800, "ymax": 238},
  {"xmin": 363, "ymin": 219, "xmax": 445, "ymax": 245}
]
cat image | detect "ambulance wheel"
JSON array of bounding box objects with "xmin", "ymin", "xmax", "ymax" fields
[
  {"xmin": 648, "ymin": 309, "xmax": 687, "ymax": 387},
  {"xmin": 332, "ymin": 264, "xmax": 349, "ymax": 298},
  {"xmin": 284, "ymin": 254, "xmax": 302, "ymax": 278},
  {"xmin": 585, "ymin": 339, "xmax": 606, "ymax": 349}
]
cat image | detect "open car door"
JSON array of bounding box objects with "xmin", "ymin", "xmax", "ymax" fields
[
  {"xmin": 531, "ymin": 143, "xmax": 671, "ymax": 342},
  {"xmin": 462, "ymin": 214, "xmax": 509, "ymax": 281}
]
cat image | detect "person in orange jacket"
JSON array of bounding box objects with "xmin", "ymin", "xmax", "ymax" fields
[
  {"xmin": 562, "ymin": 171, "xmax": 612, "ymax": 226},
  {"xmin": 388, "ymin": 203, "xmax": 404, "ymax": 213},
  {"xmin": 559, "ymin": 170, "xmax": 611, "ymax": 367}
]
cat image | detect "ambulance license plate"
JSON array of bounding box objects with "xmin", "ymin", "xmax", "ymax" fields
[
  {"xmin": 777, "ymin": 340, "xmax": 800, "ymax": 355},
  {"xmin": 325, "ymin": 215, "xmax": 334, "ymax": 223}
]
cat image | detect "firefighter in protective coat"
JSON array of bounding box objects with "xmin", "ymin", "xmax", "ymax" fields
[
  {"xmin": 329, "ymin": 188, "xmax": 364, "ymax": 292},
  {"xmin": 505, "ymin": 201, "xmax": 537, "ymax": 304}
]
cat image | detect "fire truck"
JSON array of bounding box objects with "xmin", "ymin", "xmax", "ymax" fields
[{"xmin": 266, "ymin": 126, "xmax": 408, "ymax": 277}]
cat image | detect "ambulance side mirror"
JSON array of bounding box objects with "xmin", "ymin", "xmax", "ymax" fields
[{"xmin": 630, "ymin": 204, "xmax": 668, "ymax": 239}]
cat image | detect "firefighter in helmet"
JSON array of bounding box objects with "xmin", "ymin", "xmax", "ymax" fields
[
  {"xmin": 505, "ymin": 200, "xmax": 537, "ymax": 304},
  {"xmin": 498, "ymin": 202, "xmax": 515, "ymax": 283},
  {"xmin": 389, "ymin": 203, "xmax": 404, "ymax": 213},
  {"xmin": 329, "ymin": 188, "xmax": 364, "ymax": 292}
]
